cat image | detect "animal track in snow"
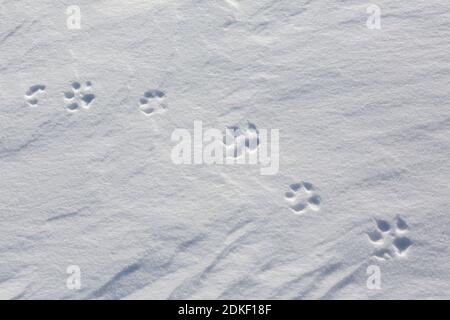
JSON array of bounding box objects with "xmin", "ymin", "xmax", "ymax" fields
[
  {"xmin": 284, "ymin": 181, "xmax": 321, "ymax": 214},
  {"xmin": 367, "ymin": 216, "xmax": 412, "ymax": 260},
  {"xmin": 223, "ymin": 121, "xmax": 260, "ymax": 158},
  {"xmin": 139, "ymin": 89, "xmax": 167, "ymax": 116},
  {"xmin": 63, "ymin": 81, "xmax": 96, "ymax": 112},
  {"xmin": 25, "ymin": 84, "xmax": 46, "ymax": 107}
]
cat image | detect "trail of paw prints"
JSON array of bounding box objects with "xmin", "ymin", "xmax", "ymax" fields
[
  {"xmin": 284, "ymin": 182, "xmax": 321, "ymax": 214},
  {"xmin": 139, "ymin": 89, "xmax": 167, "ymax": 116},
  {"xmin": 367, "ymin": 216, "xmax": 412, "ymax": 260},
  {"xmin": 223, "ymin": 121, "xmax": 259, "ymax": 158},
  {"xmin": 63, "ymin": 81, "xmax": 96, "ymax": 112},
  {"xmin": 25, "ymin": 84, "xmax": 46, "ymax": 107}
]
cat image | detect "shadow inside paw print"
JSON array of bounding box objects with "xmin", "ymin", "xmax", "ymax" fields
[
  {"xmin": 223, "ymin": 121, "xmax": 259, "ymax": 158},
  {"xmin": 139, "ymin": 89, "xmax": 166, "ymax": 116},
  {"xmin": 284, "ymin": 181, "xmax": 321, "ymax": 214},
  {"xmin": 63, "ymin": 81, "xmax": 95, "ymax": 112},
  {"xmin": 25, "ymin": 84, "xmax": 46, "ymax": 107},
  {"xmin": 367, "ymin": 216, "xmax": 412, "ymax": 260}
]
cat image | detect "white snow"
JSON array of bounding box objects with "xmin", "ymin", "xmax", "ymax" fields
[{"xmin": 0, "ymin": 0, "xmax": 449, "ymax": 299}]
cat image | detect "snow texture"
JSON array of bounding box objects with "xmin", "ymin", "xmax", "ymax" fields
[{"xmin": 0, "ymin": 0, "xmax": 449, "ymax": 299}]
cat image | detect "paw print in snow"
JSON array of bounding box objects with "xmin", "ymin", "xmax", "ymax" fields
[
  {"xmin": 223, "ymin": 121, "xmax": 259, "ymax": 158},
  {"xmin": 25, "ymin": 84, "xmax": 46, "ymax": 107},
  {"xmin": 63, "ymin": 81, "xmax": 96, "ymax": 112},
  {"xmin": 139, "ymin": 89, "xmax": 167, "ymax": 116},
  {"xmin": 367, "ymin": 216, "xmax": 412, "ymax": 260},
  {"xmin": 284, "ymin": 182, "xmax": 321, "ymax": 214}
]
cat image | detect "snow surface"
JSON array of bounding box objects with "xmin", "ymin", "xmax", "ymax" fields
[{"xmin": 1, "ymin": 0, "xmax": 450, "ymax": 299}]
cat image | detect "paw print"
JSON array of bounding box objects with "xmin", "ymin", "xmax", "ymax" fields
[
  {"xmin": 25, "ymin": 84, "xmax": 46, "ymax": 107},
  {"xmin": 284, "ymin": 182, "xmax": 321, "ymax": 214},
  {"xmin": 223, "ymin": 121, "xmax": 259, "ymax": 158},
  {"xmin": 367, "ymin": 216, "xmax": 412, "ymax": 260},
  {"xmin": 139, "ymin": 89, "xmax": 167, "ymax": 116},
  {"xmin": 63, "ymin": 81, "xmax": 96, "ymax": 112}
]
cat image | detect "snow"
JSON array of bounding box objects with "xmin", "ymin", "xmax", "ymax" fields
[{"xmin": 0, "ymin": 0, "xmax": 449, "ymax": 299}]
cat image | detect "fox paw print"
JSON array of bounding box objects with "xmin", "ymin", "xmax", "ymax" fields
[
  {"xmin": 139, "ymin": 89, "xmax": 167, "ymax": 116},
  {"xmin": 63, "ymin": 81, "xmax": 96, "ymax": 112},
  {"xmin": 367, "ymin": 216, "xmax": 412, "ymax": 260},
  {"xmin": 284, "ymin": 181, "xmax": 321, "ymax": 214},
  {"xmin": 223, "ymin": 121, "xmax": 260, "ymax": 158},
  {"xmin": 25, "ymin": 84, "xmax": 46, "ymax": 107}
]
